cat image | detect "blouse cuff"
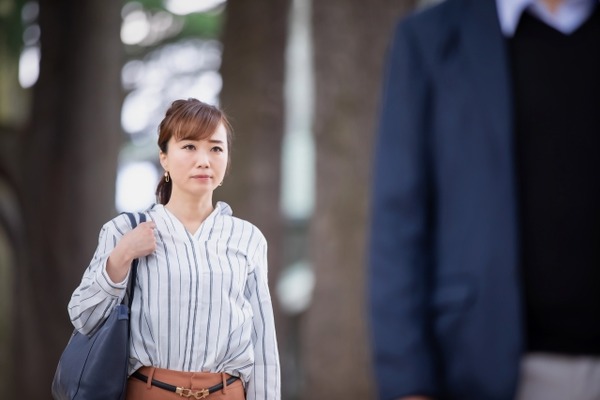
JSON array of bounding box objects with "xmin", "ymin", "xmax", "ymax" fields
[{"xmin": 95, "ymin": 258, "xmax": 130, "ymax": 297}]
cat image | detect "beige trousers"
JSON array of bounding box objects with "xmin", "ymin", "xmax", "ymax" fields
[{"xmin": 515, "ymin": 353, "xmax": 600, "ymax": 400}]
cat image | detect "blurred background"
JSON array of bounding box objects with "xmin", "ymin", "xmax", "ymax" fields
[{"xmin": 0, "ymin": 0, "xmax": 436, "ymax": 398}]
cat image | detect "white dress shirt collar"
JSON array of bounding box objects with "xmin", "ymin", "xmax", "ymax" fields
[{"xmin": 496, "ymin": 0, "xmax": 598, "ymax": 36}]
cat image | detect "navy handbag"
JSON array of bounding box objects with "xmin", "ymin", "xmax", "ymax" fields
[{"xmin": 51, "ymin": 212, "xmax": 145, "ymax": 400}]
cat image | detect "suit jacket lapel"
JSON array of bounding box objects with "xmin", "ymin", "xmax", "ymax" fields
[{"xmin": 462, "ymin": 0, "xmax": 513, "ymax": 144}]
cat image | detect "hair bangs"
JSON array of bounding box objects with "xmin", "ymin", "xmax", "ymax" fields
[{"xmin": 171, "ymin": 107, "xmax": 221, "ymax": 143}]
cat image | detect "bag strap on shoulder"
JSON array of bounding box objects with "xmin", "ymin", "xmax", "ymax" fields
[{"xmin": 122, "ymin": 212, "xmax": 147, "ymax": 308}]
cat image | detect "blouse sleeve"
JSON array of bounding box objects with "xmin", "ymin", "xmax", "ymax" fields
[
  {"xmin": 67, "ymin": 214, "xmax": 133, "ymax": 335},
  {"xmin": 244, "ymin": 236, "xmax": 281, "ymax": 400}
]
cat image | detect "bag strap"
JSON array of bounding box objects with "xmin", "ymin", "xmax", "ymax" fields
[{"xmin": 122, "ymin": 212, "xmax": 147, "ymax": 308}]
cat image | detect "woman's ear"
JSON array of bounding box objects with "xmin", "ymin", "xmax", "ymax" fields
[{"xmin": 159, "ymin": 151, "xmax": 167, "ymax": 170}]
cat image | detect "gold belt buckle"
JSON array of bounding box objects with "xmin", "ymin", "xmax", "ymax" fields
[{"xmin": 176, "ymin": 387, "xmax": 210, "ymax": 399}]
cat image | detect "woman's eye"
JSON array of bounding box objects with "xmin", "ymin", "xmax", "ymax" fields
[
  {"xmin": 211, "ymin": 146, "xmax": 224, "ymax": 153},
  {"xmin": 183, "ymin": 144, "xmax": 196, "ymax": 150}
]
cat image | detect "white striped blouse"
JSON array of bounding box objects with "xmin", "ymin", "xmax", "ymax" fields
[{"xmin": 68, "ymin": 202, "xmax": 281, "ymax": 400}]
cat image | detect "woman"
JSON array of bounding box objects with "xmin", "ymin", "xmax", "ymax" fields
[{"xmin": 68, "ymin": 98, "xmax": 280, "ymax": 400}]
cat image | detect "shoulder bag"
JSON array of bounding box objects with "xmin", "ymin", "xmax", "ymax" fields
[{"xmin": 51, "ymin": 212, "xmax": 146, "ymax": 400}]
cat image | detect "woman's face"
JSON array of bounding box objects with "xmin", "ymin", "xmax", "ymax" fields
[{"xmin": 159, "ymin": 122, "xmax": 229, "ymax": 201}]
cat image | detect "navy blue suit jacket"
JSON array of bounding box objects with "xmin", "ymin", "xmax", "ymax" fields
[{"xmin": 369, "ymin": 0, "xmax": 524, "ymax": 399}]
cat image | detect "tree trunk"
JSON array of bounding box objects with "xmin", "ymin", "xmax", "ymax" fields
[
  {"xmin": 218, "ymin": 0, "xmax": 290, "ymax": 385},
  {"xmin": 301, "ymin": 1, "xmax": 418, "ymax": 398},
  {"xmin": 12, "ymin": 0, "xmax": 123, "ymax": 397},
  {"xmin": 0, "ymin": 37, "xmax": 22, "ymax": 394}
]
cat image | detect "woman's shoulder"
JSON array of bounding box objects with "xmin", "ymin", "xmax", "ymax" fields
[
  {"xmin": 145, "ymin": 203, "xmax": 165, "ymax": 221},
  {"xmin": 217, "ymin": 201, "xmax": 267, "ymax": 244},
  {"xmin": 102, "ymin": 210, "xmax": 148, "ymax": 234}
]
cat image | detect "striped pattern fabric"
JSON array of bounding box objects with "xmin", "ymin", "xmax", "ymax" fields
[{"xmin": 68, "ymin": 202, "xmax": 280, "ymax": 400}]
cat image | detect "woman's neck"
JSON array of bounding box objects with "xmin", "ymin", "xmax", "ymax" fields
[
  {"xmin": 540, "ymin": 0, "xmax": 565, "ymax": 14},
  {"xmin": 164, "ymin": 194, "xmax": 214, "ymax": 233}
]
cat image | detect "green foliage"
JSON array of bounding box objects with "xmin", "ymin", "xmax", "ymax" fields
[
  {"xmin": 179, "ymin": 11, "xmax": 223, "ymax": 39},
  {"xmin": 0, "ymin": 0, "xmax": 27, "ymax": 58},
  {"xmin": 131, "ymin": 0, "xmax": 224, "ymax": 39},
  {"xmin": 135, "ymin": 0, "xmax": 165, "ymax": 10},
  {"xmin": 123, "ymin": 1, "xmax": 224, "ymax": 57},
  {"xmin": 0, "ymin": 0, "xmax": 224, "ymax": 61}
]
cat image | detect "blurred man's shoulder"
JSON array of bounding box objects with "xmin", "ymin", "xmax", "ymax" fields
[
  {"xmin": 393, "ymin": 0, "xmax": 468, "ymax": 56},
  {"xmin": 402, "ymin": 0, "xmax": 467, "ymax": 29}
]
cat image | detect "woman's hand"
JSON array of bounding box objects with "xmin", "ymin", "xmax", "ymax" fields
[{"xmin": 106, "ymin": 221, "xmax": 156, "ymax": 282}]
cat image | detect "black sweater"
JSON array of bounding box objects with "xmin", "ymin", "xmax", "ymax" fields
[{"xmin": 509, "ymin": 6, "xmax": 600, "ymax": 354}]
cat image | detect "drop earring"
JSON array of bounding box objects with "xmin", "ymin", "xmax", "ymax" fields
[{"xmin": 164, "ymin": 171, "xmax": 170, "ymax": 182}]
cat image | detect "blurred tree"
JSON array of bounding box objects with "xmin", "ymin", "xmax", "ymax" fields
[
  {"xmin": 218, "ymin": 0, "xmax": 290, "ymax": 384},
  {"xmin": 0, "ymin": 0, "xmax": 26, "ymax": 393},
  {"xmin": 7, "ymin": 0, "xmax": 123, "ymax": 398},
  {"xmin": 301, "ymin": 0, "xmax": 418, "ymax": 398}
]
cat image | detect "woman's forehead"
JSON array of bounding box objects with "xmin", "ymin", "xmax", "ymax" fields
[{"xmin": 173, "ymin": 123, "xmax": 227, "ymax": 142}]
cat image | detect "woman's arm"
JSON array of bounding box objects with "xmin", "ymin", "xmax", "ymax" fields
[
  {"xmin": 67, "ymin": 214, "xmax": 155, "ymax": 335},
  {"xmin": 245, "ymin": 236, "xmax": 281, "ymax": 400}
]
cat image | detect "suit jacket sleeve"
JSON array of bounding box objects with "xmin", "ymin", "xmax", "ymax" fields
[{"xmin": 369, "ymin": 18, "xmax": 438, "ymax": 400}]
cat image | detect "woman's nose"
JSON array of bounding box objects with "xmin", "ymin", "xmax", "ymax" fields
[{"xmin": 196, "ymin": 150, "xmax": 210, "ymax": 167}]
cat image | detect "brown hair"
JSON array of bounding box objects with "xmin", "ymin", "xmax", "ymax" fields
[{"xmin": 155, "ymin": 98, "xmax": 233, "ymax": 205}]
